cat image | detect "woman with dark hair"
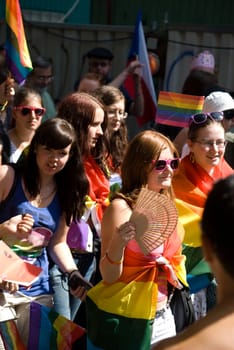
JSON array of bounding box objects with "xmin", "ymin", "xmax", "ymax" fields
[
  {"xmin": 0, "ymin": 118, "xmax": 89, "ymax": 347},
  {"xmin": 86, "ymin": 130, "xmax": 187, "ymax": 349},
  {"xmin": 93, "ymin": 85, "xmax": 128, "ymax": 170},
  {"xmin": 173, "ymin": 112, "xmax": 233, "ymax": 320},
  {"xmin": 1, "ymin": 86, "xmax": 44, "ymax": 164},
  {"xmin": 51, "ymin": 92, "xmax": 110, "ymax": 321},
  {"xmin": 93, "ymin": 85, "xmax": 128, "ymax": 190}
]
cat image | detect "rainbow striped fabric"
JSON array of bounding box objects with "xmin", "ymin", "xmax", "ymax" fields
[
  {"xmin": 156, "ymin": 91, "xmax": 204, "ymax": 128},
  {"xmin": 28, "ymin": 302, "xmax": 86, "ymax": 349},
  {"xmin": 5, "ymin": 0, "xmax": 32, "ymax": 83},
  {"xmin": 0, "ymin": 320, "xmax": 26, "ymax": 350},
  {"xmin": 86, "ymin": 227, "xmax": 187, "ymax": 350}
]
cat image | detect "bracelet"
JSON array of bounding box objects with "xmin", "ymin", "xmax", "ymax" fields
[
  {"xmin": 105, "ymin": 251, "xmax": 123, "ymax": 265},
  {"xmin": 67, "ymin": 269, "xmax": 79, "ymax": 280},
  {"xmin": 0, "ymin": 101, "xmax": 8, "ymax": 112}
]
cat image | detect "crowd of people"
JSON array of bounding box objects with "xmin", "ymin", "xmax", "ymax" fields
[{"xmin": 0, "ymin": 46, "xmax": 234, "ymax": 350}]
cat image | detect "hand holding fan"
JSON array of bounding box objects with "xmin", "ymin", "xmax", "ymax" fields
[{"xmin": 129, "ymin": 187, "xmax": 178, "ymax": 255}]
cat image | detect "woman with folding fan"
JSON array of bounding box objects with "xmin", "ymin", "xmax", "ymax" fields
[
  {"xmin": 86, "ymin": 130, "xmax": 188, "ymax": 350},
  {"xmin": 172, "ymin": 112, "xmax": 233, "ymax": 320}
]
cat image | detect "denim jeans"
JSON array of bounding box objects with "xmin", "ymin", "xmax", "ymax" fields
[{"xmin": 49, "ymin": 253, "xmax": 96, "ymax": 320}]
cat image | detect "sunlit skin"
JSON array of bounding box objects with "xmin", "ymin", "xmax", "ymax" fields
[
  {"xmin": 106, "ymin": 99, "xmax": 126, "ymax": 133},
  {"xmin": 12, "ymin": 94, "xmax": 43, "ymax": 131},
  {"xmin": 35, "ymin": 144, "xmax": 72, "ymax": 177},
  {"xmin": 78, "ymin": 78, "xmax": 101, "ymax": 93},
  {"xmin": 87, "ymin": 107, "xmax": 105, "ymax": 150},
  {"xmin": 147, "ymin": 147, "xmax": 176, "ymax": 192},
  {"xmin": 188, "ymin": 123, "xmax": 225, "ymax": 175}
]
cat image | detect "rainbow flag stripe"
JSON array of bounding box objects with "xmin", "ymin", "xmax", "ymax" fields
[
  {"xmin": 0, "ymin": 320, "xmax": 26, "ymax": 350},
  {"xmin": 28, "ymin": 302, "xmax": 86, "ymax": 350},
  {"xmin": 5, "ymin": 0, "xmax": 32, "ymax": 83},
  {"xmin": 86, "ymin": 235, "xmax": 187, "ymax": 350},
  {"xmin": 157, "ymin": 91, "xmax": 204, "ymax": 128}
]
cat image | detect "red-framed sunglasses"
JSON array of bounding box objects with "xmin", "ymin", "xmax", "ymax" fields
[{"xmin": 14, "ymin": 106, "xmax": 46, "ymax": 117}]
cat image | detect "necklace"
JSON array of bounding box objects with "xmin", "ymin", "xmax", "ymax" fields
[{"xmin": 33, "ymin": 186, "xmax": 56, "ymax": 207}]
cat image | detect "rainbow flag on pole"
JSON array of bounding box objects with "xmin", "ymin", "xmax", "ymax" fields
[
  {"xmin": 5, "ymin": 0, "xmax": 32, "ymax": 83},
  {"xmin": 156, "ymin": 91, "xmax": 204, "ymax": 128}
]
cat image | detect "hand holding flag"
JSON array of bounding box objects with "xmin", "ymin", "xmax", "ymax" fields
[{"xmin": 124, "ymin": 11, "xmax": 157, "ymax": 126}]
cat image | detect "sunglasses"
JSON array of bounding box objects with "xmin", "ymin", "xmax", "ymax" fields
[
  {"xmin": 14, "ymin": 106, "xmax": 46, "ymax": 117},
  {"xmin": 152, "ymin": 158, "xmax": 180, "ymax": 171},
  {"xmin": 189, "ymin": 112, "xmax": 223, "ymax": 126},
  {"xmin": 223, "ymin": 109, "xmax": 234, "ymax": 120}
]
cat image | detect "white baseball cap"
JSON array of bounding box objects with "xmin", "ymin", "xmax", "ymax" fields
[{"xmin": 203, "ymin": 91, "xmax": 234, "ymax": 113}]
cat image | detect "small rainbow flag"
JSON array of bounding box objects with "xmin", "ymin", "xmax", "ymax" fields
[
  {"xmin": 5, "ymin": 0, "xmax": 32, "ymax": 83},
  {"xmin": 156, "ymin": 91, "xmax": 204, "ymax": 128},
  {"xmin": 0, "ymin": 320, "xmax": 26, "ymax": 350},
  {"xmin": 28, "ymin": 302, "xmax": 86, "ymax": 349}
]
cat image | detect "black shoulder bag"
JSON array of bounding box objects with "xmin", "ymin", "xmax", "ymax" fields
[{"xmin": 168, "ymin": 283, "xmax": 195, "ymax": 333}]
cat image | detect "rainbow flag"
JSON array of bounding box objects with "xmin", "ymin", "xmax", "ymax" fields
[
  {"xmin": 28, "ymin": 302, "xmax": 86, "ymax": 350},
  {"xmin": 156, "ymin": 91, "xmax": 204, "ymax": 128},
  {"xmin": 0, "ymin": 320, "xmax": 26, "ymax": 350},
  {"xmin": 5, "ymin": 0, "xmax": 32, "ymax": 83}
]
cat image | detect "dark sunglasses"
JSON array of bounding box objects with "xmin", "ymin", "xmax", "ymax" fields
[
  {"xmin": 152, "ymin": 158, "xmax": 180, "ymax": 171},
  {"xmin": 223, "ymin": 109, "xmax": 234, "ymax": 120},
  {"xmin": 189, "ymin": 112, "xmax": 223, "ymax": 126},
  {"xmin": 14, "ymin": 106, "xmax": 46, "ymax": 117}
]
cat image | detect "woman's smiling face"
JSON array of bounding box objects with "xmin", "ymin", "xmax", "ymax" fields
[
  {"xmin": 147, "ymin": 147, "xmax": 176, "ymax": 193},
  {"xmin": 188, "ymin": 122, "xmax": 225, "ymax": 174}
]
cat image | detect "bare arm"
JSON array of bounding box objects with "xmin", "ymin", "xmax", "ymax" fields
[
  {"xmin": 109, "ymin": 60, "xmax": 144, "ymax": 117},
  {"xmin": 48, "ymin": 214, "xmax": 91, "ymax": 298},
  {"xmin": 109, "ymin": 60, "xmax": 143, "ymax": 88},
  {"xmin": 100, "ymin": 198, "xmax": 136, "ymax": 284},
  {"xmin": 48, "ymin": 214, "xmax": 78, "ymax": 274},
  {"xmin": 129, "ymin": 72, "xmax": 144, "ymax": 116}
]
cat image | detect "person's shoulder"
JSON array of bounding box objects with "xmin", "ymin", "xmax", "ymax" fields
[
  {"xmin": 0, "ymin": 164, "xmax": 14, "ymax": 179},
  {"xmin": 155, "ymin": 302, "xmax": 234, "ymax": 350},
  {"xmin": 110, "ymin": 197, "xmax": 129, "ymax": 209}
]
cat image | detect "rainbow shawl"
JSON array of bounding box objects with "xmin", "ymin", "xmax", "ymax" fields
[
  {"xmin": 86, "ymin": 226, "xmax": 187, "ymax": 350},
  {"xmin": 173, "ymin": 155, "xmax": 233, "ymax": 290}
]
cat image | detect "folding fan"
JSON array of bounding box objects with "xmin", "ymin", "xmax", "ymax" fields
[{"xmin": 129, "ymin": 187, "xmax": 178, "ymax": 255}]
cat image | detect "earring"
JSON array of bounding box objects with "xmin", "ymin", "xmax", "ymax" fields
[{"xmin": 189, "ymin": 152, "xmax": 195, "ymax": 163}]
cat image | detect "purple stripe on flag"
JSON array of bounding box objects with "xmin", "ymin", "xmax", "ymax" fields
[{"xmin": 28, "ymin": 302, "xmax": 41, "ymax": 349}]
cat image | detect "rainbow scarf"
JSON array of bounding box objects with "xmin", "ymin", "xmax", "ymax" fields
[
  {"xmin": 86, "ymin": 226, "xmax": 187, "ymax": 350},
  {"xmin": 0, "ymin": 320, "xmax": 26, "ymax": 350},
  {"xmin": 27, "ymin": 302, "xmax": 86, "ymax": 349},
  {"xmin": 84, "ymin": 156, "xmax": 110, "ymax": 223},
  {"xmin": 156, "ymin": 91, "xmax": 204, "ymax": 128},
  {"xmin": 5, "ymin": 0, "xmax": 32, "ymax": 83},
  {"xmin": 173, "ymin": 155, "xmax": 233, "ymax": 287},
  {"xmin": 173, "ymin": 155, "xmax": 233, "ymax": 247}
]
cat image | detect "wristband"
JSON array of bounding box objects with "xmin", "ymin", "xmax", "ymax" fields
[{"xmin": 105, "ymin": 251, "xmax": 123, "ymax": 265}]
